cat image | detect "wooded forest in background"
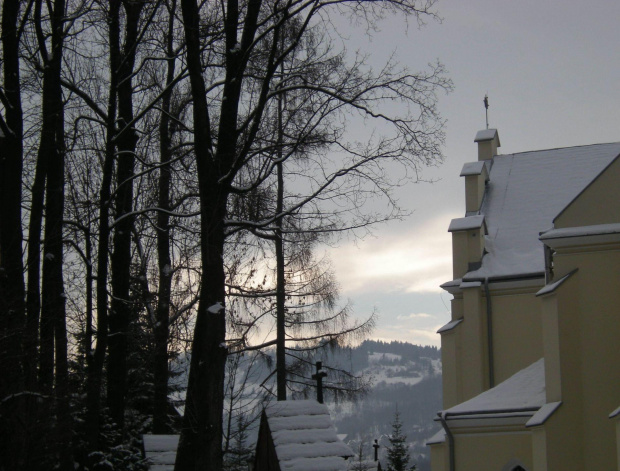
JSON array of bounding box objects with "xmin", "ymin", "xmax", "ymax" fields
[{"xmin": 0, "ymin": 0, "xmax": 451, "ymax": 469}]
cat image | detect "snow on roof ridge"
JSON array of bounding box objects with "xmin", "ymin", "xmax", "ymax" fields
[{"xmin": 502, "ymin": 140, "xmax": 620, "ymax": 158}]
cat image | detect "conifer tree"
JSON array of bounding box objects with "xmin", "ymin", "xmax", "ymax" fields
[{"xmin": 386, "ymin": 411, "xmax": 416, "ymax": 471}]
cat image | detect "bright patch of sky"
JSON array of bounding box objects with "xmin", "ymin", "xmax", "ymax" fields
[{"xmin": 325, "ymin": 0, "xmax": 620, "ymax": 347}]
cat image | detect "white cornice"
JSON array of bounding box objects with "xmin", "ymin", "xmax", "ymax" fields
[{"xmin": 540, "ymin": 223, "xmax": 620, "ymax": 249}]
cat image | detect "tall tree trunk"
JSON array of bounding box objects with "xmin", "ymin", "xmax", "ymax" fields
[
  {"xmin": 153, "ymin": 0, "xmax": 176, "ymax": 434},
  {"xmin": 174, "ymin": 198, "xmax": 228, "ymax": 471},
  {"xmin": 36, "ymin": 0, "xmax": 72, "ymax": 467},
  {"xmin": 35, "ymin": 0, "xmax": 58, "ymax": 395},
  {"xmin": 25, "ymin": 140, "xmax": 46, "ymax": 392},
  {"xmin": 175, "ymin": 0, "xmax": 228, "ymax": 468},
  {"xmin": 107, "ymin": 0, "xmax": 143, "ymax": 431},
  {"xmin": 0, "ymin": 1, "xmax": 27, "ymax": 469},
  {"xmin": 176, "ymin": 0, "xmax": 265, "ymax": 467},
  {"xmin": 86, "ymin": 0, "xmax": 120, "ymax": 450},
  {"xmin": 84, "ymin": 231, "xmax": 93, "ymax": 359},
  {"xmin": 275, "ymin": 86, "xmax": 286, "ymax": 401}
]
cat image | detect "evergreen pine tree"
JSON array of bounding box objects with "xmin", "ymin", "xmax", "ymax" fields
[{"xmin": 386, "ymin": 410, "xmax": 416, "ymax": 471}]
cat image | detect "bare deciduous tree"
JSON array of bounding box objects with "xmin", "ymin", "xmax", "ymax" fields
[
  {"xmin": 1, "ymin": 0, "xmax": 449, "ymax": 468},
  {"xmin": 174, "ymin": 0, "xmax": 450, "ymax": 468}
]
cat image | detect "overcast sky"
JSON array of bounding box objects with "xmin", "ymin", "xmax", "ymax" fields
[{"xmin": 326, "ymin": 0, "xmax": 620, "ymax": 346}]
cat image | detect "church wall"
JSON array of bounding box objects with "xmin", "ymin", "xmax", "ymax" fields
[
  {"xmin": 615, "ymin": 416, "xmax": 620, "ymax": 471},
  {"xmin": 540, "ymin": 295, "xmax": 561, "ymax": 402},
  {"xmin": 537, "ymin": 277, "xmax": 585, "ymax": 470},
  {"xmin": 440, "ymin": 327, "xmax": 461, "ymax": 409},
  {"xmin": 429, "ymin": 442, "xmax": 448, "ymax": 471},
  {"xmin": 554, "ymin": 156, "xmax": 620, "ymax": 228},
  {"xmin": 552, "ymin": 247, "xmax": 620, "ymax": 470},
  {"xmin": 530, "ymin": 427, "xmax": 548, "ymax": 471},
  {"xmin": 453, "ymin": 431, "xmax": 532, "ymax": 471},
  {"xmin": 451, "ymin": 228, "xmax": 485, "ymax": 281},
  {"xmin": 464, "ymin": 174, "xmax": 486, "ymax": 213},
  {"xmin": 459, "ymin": 286, "xmax": 488, "ymax": 402},
  {"xmin": 441, "ymin": 295, "xmax": 464, "ymax": 409},
  {"xmin": 452, "ymin": 231, "xmax": 469, "ymax": 279},
  {"xmin": 477, "ymin": 139, "xmax": 498, "ymax": 161},
  {"xmin": 540, "ymin": 405, "xmax": 585, "ymax": 470},
  {"xmin": 451, "ymin": 295, "xmax": 463, "ymax": 320},
  {"xmin": 445, "ymin": 286, "xmax": 543, "ymax": 407},
  {"xmin": 467, "ymin": 229, "xmax": 485, "ymax": 266},
  {"xmin": 487, "ymin": 290, "xmax": 543, "ymax": 385}
]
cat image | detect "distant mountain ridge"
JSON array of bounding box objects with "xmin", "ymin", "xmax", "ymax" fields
[
  {"xmin": 328, "ymin": 340, "xmax": 442, "ymax": 471},
  {"xmin": 170, "ymin": 340, "xmax": 442, "ymax": 471}
]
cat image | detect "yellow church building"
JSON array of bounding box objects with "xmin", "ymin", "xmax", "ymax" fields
[{"xmin": 428, "ymin": 129, "xmax": 620, "ymax": 470}]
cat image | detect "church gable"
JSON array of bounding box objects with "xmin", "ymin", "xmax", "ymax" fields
[
  {"xmin": 553, "ymin": 152, "xmax": 620, "ymax": 229},
  {"xmin": 459, "ymin": 142, "xmax": 620, "ymax": 282}
]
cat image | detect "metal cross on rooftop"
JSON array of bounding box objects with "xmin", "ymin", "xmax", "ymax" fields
[
  {"xmin": 484, "ymin": 94, "xmax": 489, "ymax": 129},
  {"xmin": 311, "ymin": 361, "xmax": 327, "ymax": 404}
]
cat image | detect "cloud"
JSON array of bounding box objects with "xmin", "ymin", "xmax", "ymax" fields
[
  {"xmin": 373, "ymin": 323, "xmax": 446, "ymax": 347},
  {"xmin": 329, "ymin": 213, "xmax": 458, "ymax": 295},
  {"xmin": 397, "ymin": 313, "xmax": 433, "ymax": 320}
]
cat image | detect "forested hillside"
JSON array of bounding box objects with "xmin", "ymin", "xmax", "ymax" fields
[
  {"xmin": 328, "ymin": 341, "xmax": 442, "ymax": 471},
  {"xmin": 172, "ymin": 340, "xmax": 442, "ymax": 470}
]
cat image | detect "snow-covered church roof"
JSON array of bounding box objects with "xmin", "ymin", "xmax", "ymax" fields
[
  {"xmin": 463, "ymin": 142, "xmax": 620, "ymax": 281},
  {"xmin": 255, "ymin": 400, "xmax": 354, "ymax": 471},
  {"xmin": 435, "ymin": 359, "xmax": 564, "ymax": 430},
  {"xmin": 441, "ymin": 358, "xmax": 546, "ymax": 418}
]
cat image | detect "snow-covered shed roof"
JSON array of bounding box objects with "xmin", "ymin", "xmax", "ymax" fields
[
  {"xmin": 142, "ymin": 434, "xmax": 179, "ymax": 471},
  {"xmin": 442, "ymin": 358, "xmax": 545, "ymax": 418},
  {"xmin": 257, "ymin": 400, "xmax": 354, "ymax": 471},
  {"xmin": 463, "ymin": 142, "xmax": 620, "ymax": 281}
]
